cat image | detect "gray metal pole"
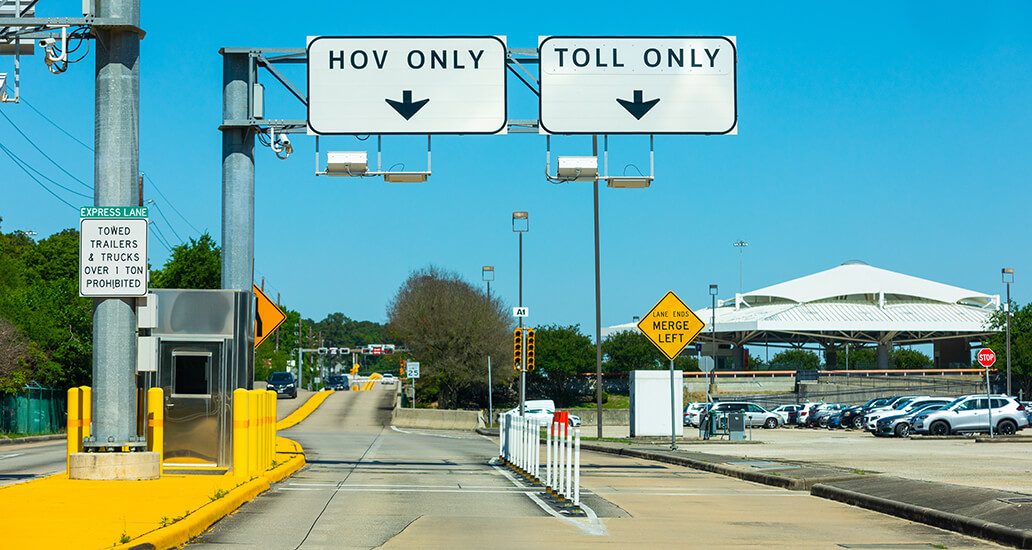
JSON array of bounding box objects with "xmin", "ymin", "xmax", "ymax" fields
[
  {"xmin": 487, "ymin": 355, "xmax": 493, "ymax": 427},
  {"xmin": 221, "ymin": 50, "xmax": 255, "ymax": 386},
  {"xmin": 1006, "ymin": 282, "xmax": 1012, "ymax": 396},
  {"xmin": 519, "ymin": 231, "xmax": 525, "ymax": 418},
  {"xmin": 593, "ymin": 136, "xmax": 603, "ymax": 440},
  {"xmin": 669, "ymin": 359, "xmax": 677, "ymax": 450},
  {"xmin": 91, "ymin": 0, "xmax": 141, "ymax": 448}
]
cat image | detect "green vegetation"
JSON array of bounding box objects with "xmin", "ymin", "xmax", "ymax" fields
[
  {"xmin": 983, "ymin": 303, "xmax": 1032, "ymax": 396},
  {"xmin": 209, "ymin": 488, "xmax": 229, "ymax": 502}
]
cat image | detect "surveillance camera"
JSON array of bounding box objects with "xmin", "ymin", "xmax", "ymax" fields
[{"xmin": 38, "ymin": 38, "xmax": 55, "ymax": 48}]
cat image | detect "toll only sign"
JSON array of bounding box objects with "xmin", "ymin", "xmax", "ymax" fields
[
  {"xmin": 637, "ymin": 291, "xmax": 706, "ymax": 361},
  {"xmin": 79, "ymin": 206, "xmax": 149, "ymax": 297}
]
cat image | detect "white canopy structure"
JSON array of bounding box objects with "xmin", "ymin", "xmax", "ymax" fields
[{"xmin": 606, "ymin": 261, "xmax": 1000, "ymax": 369}]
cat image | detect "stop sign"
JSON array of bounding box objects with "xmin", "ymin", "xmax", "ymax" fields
[{"xmin": 977, "ymin": 348, "xmax": 996, "ymax": 368}]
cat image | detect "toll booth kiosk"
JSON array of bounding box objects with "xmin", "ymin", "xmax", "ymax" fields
[{"xmin": 149, "ymin": 289, "xmax": 252, "ymax": 468}]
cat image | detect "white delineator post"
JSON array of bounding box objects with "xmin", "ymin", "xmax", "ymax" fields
[
  {"xmin": 564, "ymin": 422, "xmax": 572, "ymax": 503},
  {"xmin": 574, "ymin": 428, "xmax": 581, "ymax": 507},
  {"xmin": 545, "ymin": 420, "xmax": 553, "ymax": 490}
]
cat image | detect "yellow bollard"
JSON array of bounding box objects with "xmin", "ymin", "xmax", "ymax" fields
[
  {"xmin": 258, "ymin": 390, "xmax": 267, "ymax": 471},
  {"xmin": 232, "ymin": 388, "xmax": 248, "ymax": 476},
  {"xmin": 248, "ymin": 390, "xmax": 259, "ymax": 477},
  {"xmin": 67, "ymin": 388, "xmax": 81, "ymax": 471},
  {"xmin": 147, "ymin": 387, "xmax": 164, "ymax": 464},
  {"xmin": 80, "ymin": 386, "xmax": 92, "ymax": 440},
  {"xmin": 267, "ymin": 390, "xmax": 276, "ymax": 468}
]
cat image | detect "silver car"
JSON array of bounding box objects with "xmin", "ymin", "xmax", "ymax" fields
[
  {"xmin": 709, "ymin": 402, "xmax": 781, "ymax": 429},
  {"xmin": 911, "ymin": 395, "xmax": 1028, "ymax": 436}
]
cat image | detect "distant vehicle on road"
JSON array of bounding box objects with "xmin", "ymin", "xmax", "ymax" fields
[
  {"xmin": 499, "ymin": 399, "xmax": 581, "ymax": 427},
  {"xmin": 267, "ymin": 371, "xmax": 297, "ymax": 399},
  {"xmin": 709, "ymin": 402, "xmax": 781, "ymax": 428},
  {"xmin": 325, "ymin": 374, "xmax": 350, "ymax": 391},
  {"xmin": 380, "ymin": 373, "xmax": 396, "ymax": 384}
]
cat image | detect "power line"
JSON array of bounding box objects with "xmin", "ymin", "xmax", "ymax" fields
[
  {"xmin": 0, "ymin": 108, "xmax": 93, "ymax": 191},
  {"xmin": 0, "ymin": 143, "xmax": 78, "ymax": 210},
  {"xmin": 144, "ymin": 173, "xmax": 203, "ymax": 236},
  {"xmin": 146, "ymin": 199, "xmax": 182, "ymax": 243},
  {"xmin": 0, "ymin": 142, "xmax": 92, "ymax": 199},
  {"xmin": 21, "ymin": 97, "xmax": 94, "ymax": 152},
  {"xmin": 147, "ymin": 222, "xmax": 173, "ymax": 253}
]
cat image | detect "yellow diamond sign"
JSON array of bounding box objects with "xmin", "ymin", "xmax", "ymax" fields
[{"xmin": 637, "ymin": 291, "xmax": 706, "ymax": 361}]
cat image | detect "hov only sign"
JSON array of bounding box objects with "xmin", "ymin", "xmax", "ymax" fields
[
  {"xmin": 307, "ymin": 36, "xmax": 508, "ymax": 135},
  {"xmin": 539, "ymin": 36, "xmax": 737, "ymax": 135}
]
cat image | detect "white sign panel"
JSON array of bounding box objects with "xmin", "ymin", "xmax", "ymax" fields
[
  {"xmin": 513, "ymin": 307, "xmax": 529, "ymax": 317},
  {"xmin": 406, "ymin": 361, "xmax": 420, "ymax": 379},
  {"xmin": 307, "ymin": 36, "xmax": 508, "ymax": 135},
  {"xmin": 79, "ymin": 207, "xmax": 149, "ymax": 297},
  {"xmin": 539, "ymin": 36, "xmax": 737, "ymax": 135}
]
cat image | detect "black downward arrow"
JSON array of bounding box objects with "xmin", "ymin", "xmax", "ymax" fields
[
  {"xmin": 385, "ymin": 90, "xmax": 430, "ymax": 120},
  {"xmin": 616, "ymin": 90, "xmax": 660, "ymax": 120}
]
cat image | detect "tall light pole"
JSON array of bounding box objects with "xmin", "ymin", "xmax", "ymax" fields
[
  {"xmin": 1003, "ymin": 268, "xmax": 1014, "ymax": 396},
  {"xmin": 483, "ymin": 265, "xmax": 495, "ymax": 426},
  {"xmin": 513, "ymin": 212, "xmax": 528, "ymax": 417},
  {"xmin": 709, "ymin": 284, "xmax": 718, "ymax": 403},
  {"xmin": 733, "ymin": 240, "xmax": 748, "ymax": 295}
]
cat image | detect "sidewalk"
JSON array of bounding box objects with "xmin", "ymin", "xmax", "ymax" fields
[
  {"xmin": 481, "ymin": 426, "xmax": 1032, "ymax": 549},
  {"xmin": 0, "ymin": 391, "xmax": 333, "ymax": 549}
]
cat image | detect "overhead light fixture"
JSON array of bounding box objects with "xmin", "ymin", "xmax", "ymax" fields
[
  {"xmin": 383, "ymin": 172, "xmax": 428, "ymax": 183},
  {"xmin": 557, "ymin": 156, "xmax": 598, "ymax": 182},
  {"xmin": 605, "ymin": 176, "xmax": 652, "ymax": 189},
  {"xmin": 325, "ymin": 151, "xmax": 368, "ymax": 176}
]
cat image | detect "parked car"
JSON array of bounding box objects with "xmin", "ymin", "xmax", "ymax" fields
[
  {"xmin": 267, "ymin": 371, "xmax": 297, "ymax": 399},
  {"xmin": 795, "ymin": 402, "xmax": 823, "ymax": 427},
  {"xmin": 324, "ymin": 374, "xmax": 350, "ymax": 391},
  {"xmin": 874, "ymin": 402, "xmax": 949, "ymax": 438},
  {"xmin": 839, "ymin": 398, "xmax": 892, "ymax": 429},
  {"xmin": 499, "ymin": 399, "xmax": 581, "ymax": 427},
  {"xmin": 864, "ymin": 397, "xmax": 945, "ymax": 432},
  {"xmin": 912, "ymin": 395, "xmax": 1028, "ymax": 436},
  {"xmin": 684, "ymin": 402, "xmax": 709, "ymax": 426},
  {"xmin": 380, "ymin": 373, "xmax": 396, "ymax": 384},
  {"xmin": 770, "ymin": 404, "xmax": 801, "ymax": 425},
  {"xmin": 810, "ymin": 404, "xmax": 848, "ymax": 427},
  {"xmin": 708, "ymin": 402, "xmax": 781, "ymax": 428}
]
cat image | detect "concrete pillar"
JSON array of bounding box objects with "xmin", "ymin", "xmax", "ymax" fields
[
  {"xmin": 877, "ymin": 342, "xmax": 891, "ymax": 370},
  {"xmin": 732, "ymin": 344, "xmax": 746, "ymax": 370},
  {"xmin": 824, "ymin": 346, "xmax": 838, "ymax": 369},
  {"xmin": 934, "ymin": 337, "xmax": 970, "ymax": 369},
  {"xmin": 91, "ymin": 0, "xmax": 140, "ymax": 447}
]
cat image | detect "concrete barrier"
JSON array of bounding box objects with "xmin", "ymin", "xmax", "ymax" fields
[
  {"xmin": 559, "ymin": 408, "xmax": 629, "ymax": 426},
  {"xmin": 392, "ymin": 408, "xmax": 484, "ymax": 430}
]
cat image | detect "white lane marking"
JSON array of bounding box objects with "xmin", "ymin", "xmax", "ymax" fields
[
  {"xmin": 492, "ymin": 462, "xmax": 608, "ymax": 537},
  {"xmin": 591, "ymin": 490, "xmax": 808, "ymax": 497},
  {"xmin": 289, "ymin": 483, "xmax": 533, "ymax": 489},
  {"xmin": 389, "ymin": 426, "xmax": 477, "ymax": 440},
  {"xmin": 281, "ymin": 487, "xmax": 544, "ymax": 494},
  {"xmin": 0, "ymin": 453, "xmax": 24, "ymax": 460},
  {"xmin": 277, "ymin": 488, "xmax": 327, "ymax": 491}
]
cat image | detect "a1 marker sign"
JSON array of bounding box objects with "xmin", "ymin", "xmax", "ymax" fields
[{"xmin": 977, "ymin": 348, "xmax": 996, "ymax": 368}]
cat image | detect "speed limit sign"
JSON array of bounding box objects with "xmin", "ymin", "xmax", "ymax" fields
[{"xmin": 406, "ymin": 361, "xmax": 420, "ymax": 379}]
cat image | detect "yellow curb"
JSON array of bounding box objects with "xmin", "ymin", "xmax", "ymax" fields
[{"xmin": 276, "ymin": 390, "xmax": 334, "ymax": 430}]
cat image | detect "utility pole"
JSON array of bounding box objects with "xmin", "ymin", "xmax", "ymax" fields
[{"xmin": 90, "ymin": 0, "xmax": 142, "ymax": 454}]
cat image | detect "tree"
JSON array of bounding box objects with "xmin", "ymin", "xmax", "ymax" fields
[
  {"xmin": 602, "ymin": 330, "xmax": 665, "ymax": 372},
  {"xmin": 387, "ymin": 266, "xmax": 515, "ymax": 409},
  {"xmin": 526, "ymin": 324, "xmax": 594, "ymax": 406},
  {"xmin": 769, "ymin": 349, "xmax": 822, "ymax": 370},
  {"xmin": 150, "ymin": 233, "xmax": 220, "ymax": 289},
  {"xmin": 892, "ymin": 348, "xmax": 932, "ymax": 369},
  {"xmin": 983, "ymin": 302, "xmax": 1032, "ymax": 396}
]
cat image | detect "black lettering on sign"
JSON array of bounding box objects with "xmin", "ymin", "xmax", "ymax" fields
[
  {"xmin": 643, "ymin": 48, "xmax": 661, "ymax": 67},
  {"xmin": 691, "ymin": 49, "xmax": 702, "ymax": 68},
  {"xmin": 351, "ymin": 50, "xmax": 368, "ymax": 70},
  {"xmin": 554, "ymin": 47, "xmax": 568, "ymax": 67},
  {"xmin": 329, "ymin": 50, "xmax": 345, "ymax": 69},
  {"xmin": 469, "ymin": 49, "xmax": 484, "ymax": 69},
  {"xmin": 373, "ymin": 50, "xmax": 388, "ymax": 69},
  {"xmin": 705, "ymin": 48, "xmax": 720, "ymax": 67},
  {"xmin": 668, "ymin": 48, "xmax": 683, "ymax": 68},
  {"xmin": 431, "ymin": 50, "xmax": 447, "ymax": 69},
  {"xmin": 572, "ymin": 48, "xmax": 590, "ymax": 67},
  {"xmin": 408, "ymin": 50, "xmax": 425, "ymax": 69}
]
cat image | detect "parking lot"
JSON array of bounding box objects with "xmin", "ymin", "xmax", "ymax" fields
[{"xmin": 607, "ymin": 425, "xmax": 1032, "ymax": 494}]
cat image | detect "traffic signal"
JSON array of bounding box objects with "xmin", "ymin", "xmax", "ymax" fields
[
  {"xmin": 513, "ymin": 327, "xmax": 523, "ymax": 370},
  {"xmin": 525, "ymin": 327, "xmax": 535, "ymax": 371}
]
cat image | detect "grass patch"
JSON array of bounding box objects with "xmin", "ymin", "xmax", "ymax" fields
[{"xmin": 209, "ymin": 488, "xmax": 229, "ymax": 502}]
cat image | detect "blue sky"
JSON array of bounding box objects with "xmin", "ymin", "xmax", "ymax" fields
[{"xmin": 2, "ymin": 1, "xmax": 1030, "ymax": 337}]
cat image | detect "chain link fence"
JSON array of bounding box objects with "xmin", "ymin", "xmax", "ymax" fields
[{"xmin": 1, "ymin": 384, "xmax": 66, "ymax": 435}]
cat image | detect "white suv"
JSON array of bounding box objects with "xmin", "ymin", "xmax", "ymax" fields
[{"xmin": 911, "ymin": 395, "xmax": 1028, "ymax": 436}]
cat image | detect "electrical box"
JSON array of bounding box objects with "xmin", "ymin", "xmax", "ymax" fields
[
  {"xmin": 326, "ymin": 151, "xmax": 368, "ymax": 175},
  {"xmin": 137, "ymin": 293, "xmax": 158, "ymax": 329},
  {"xmin": 137, "ymin": 336, "xmax": 157, "ymax": 372},
  {"xmin": 557, "ymin": 156, "xmax": 598, "ymax": 181},
  {"xmin": 253, "ymin": 83, "xmax": 264, "ymax": 119}
]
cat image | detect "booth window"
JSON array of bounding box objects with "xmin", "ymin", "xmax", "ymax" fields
[{"xmin": 172, "ymin": 353, "xmax": 211, "ymax": 396}]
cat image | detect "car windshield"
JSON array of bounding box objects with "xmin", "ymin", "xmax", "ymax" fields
[
  {"xmin": 327, "ymin": 376, "xmax": 344, "ymax": 383},
  {"xmin": 269, "ymin": 373, "xmax": 292, "ymax": 382},
  {"xmin": 943, "ymin": 397, "xmax": 966, "ymax": 410}
]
